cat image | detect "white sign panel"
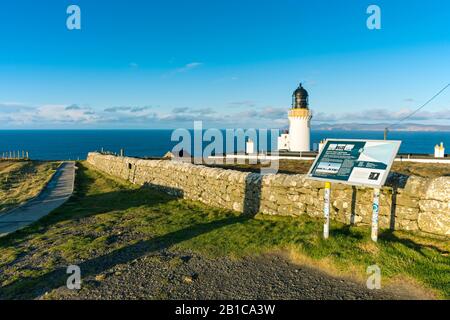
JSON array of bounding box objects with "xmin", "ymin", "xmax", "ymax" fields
[{"xmin": 307, "ymin": 139, "xmax": 401, "ymax": 188}]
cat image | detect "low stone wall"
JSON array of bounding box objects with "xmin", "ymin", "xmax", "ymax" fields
[{"xmin": 87, "ymin": 152, "xmax": 450, "ymax": 237}]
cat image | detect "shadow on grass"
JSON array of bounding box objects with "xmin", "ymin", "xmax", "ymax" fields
[
  {"xmin": 379, "ymin": 230, "xmax": 449, "ymax": 256},
  {"xmin": 0, "ymin": 163, "xmax": 182, "ymax": 247},
  {"xmin": 0, "ymin": 162, "xmax": 254, "ymax": 299},
  {"xmin": 1, "ymin": 162, "xmax": 447, "ymax": 298},
  {"xmin": 0, "ymin": 215, "xmax": 250, "ymax": 299},
  {"xmin": 330, "ymin": 225, "xmax": 365, "ymax": 240}
]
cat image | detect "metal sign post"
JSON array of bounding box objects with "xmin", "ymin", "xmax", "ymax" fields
[
  {"xmin": 306, "ymin": 139, "xmax": 401, "ymax": 241},
  {"xmin": 323, "ymin": 182, "xmax": 331, "ymax": 239},
  {"xmin": 371, "ymin": 188, "xmax": 380, "ymax": 242}
]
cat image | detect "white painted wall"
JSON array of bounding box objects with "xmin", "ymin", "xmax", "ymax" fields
[
  {"xmin": 277, "ymin": 134, "xmax": 290, "ymax": 150},
  {"xmin": 288, "ymin": 116, "xmax": 311, "ymax": 152},
  {"xmin": 246, "ymin": 140, "xmax": 255, "ymax": 154}
]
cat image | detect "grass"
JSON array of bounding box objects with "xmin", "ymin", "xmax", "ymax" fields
[
  {"xmin": 206, "ymin": 159, "xmax": 450, "ymax": 178},
  {"xmin": 0, "ymin": 160, "xmax": 60, "ymax": 213},
  {"xmin": 0, "ymin": 162, "xmax": 448, "ymax": 299}
]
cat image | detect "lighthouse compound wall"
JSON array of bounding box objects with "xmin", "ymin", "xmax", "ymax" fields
[{"xmin": 87, "ymin": 152, "xmax": 450, "ymax": 237}]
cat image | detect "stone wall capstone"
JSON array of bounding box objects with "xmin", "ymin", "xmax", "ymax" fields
[{"xmin": 86, "ymin": 152, "xmax": 450, "ymax": 237}]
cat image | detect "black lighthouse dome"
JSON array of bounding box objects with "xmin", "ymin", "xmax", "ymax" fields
[{"xmin": 292, "ymin": 83, "xmax": 309, "ymax": 109}]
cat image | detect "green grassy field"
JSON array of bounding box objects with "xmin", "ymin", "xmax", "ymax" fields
[
  {"xmin": 0, "ymin": 162, "xmax": 448, "ymax": 299},
  {"xmin": 0, "ymin": 161, "xmax": 60, "ymax": 213}
]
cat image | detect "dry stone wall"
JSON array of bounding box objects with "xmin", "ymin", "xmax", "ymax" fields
[{"xmin": 87, "ymin": 152, "xmax": 450, "ymax": 237}]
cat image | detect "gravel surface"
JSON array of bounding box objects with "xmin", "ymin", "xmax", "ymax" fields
[{"xmin": 45, "ymin": 249, "xmax": 410, "ymax": 300}]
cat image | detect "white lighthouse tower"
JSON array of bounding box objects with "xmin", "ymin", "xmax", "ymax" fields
[{"xmin": 288, "ymin": 83, "xmax": 312, "ymax": 152}]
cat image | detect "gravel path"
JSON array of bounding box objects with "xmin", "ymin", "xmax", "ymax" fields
[{"xmin": 46, "ymin": 249, "xmax": 413, "ymax": 300}]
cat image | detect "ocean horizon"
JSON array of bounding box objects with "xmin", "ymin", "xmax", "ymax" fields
[{"xmin": 1, "ymin": 129, "xmax": 449, "ymax": 161}]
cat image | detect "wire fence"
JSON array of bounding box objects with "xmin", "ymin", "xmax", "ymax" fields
[{"xmin": 1, "ymin": 151, "xmax": 30, "ymax": 160}]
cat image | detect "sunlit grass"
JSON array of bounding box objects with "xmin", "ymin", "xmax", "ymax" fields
[
  {"xmin": 0, "ymin": 162, "xmax": 448, "ymax": 299},
  {"xmin": 0, "ymin": 160, "xmax": 60, "ymax": 213}
]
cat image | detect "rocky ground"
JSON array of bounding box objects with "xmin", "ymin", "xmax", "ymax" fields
[{"xmin": 45, "ymin": 249, "xmax": 419, "ymax": 300}]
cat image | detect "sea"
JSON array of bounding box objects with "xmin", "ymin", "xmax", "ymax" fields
[{"xmin": 0, "ymin": 130, "xmax": 449, "ymax": 161}]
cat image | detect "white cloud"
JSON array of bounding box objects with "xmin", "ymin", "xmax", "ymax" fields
[
  {"xmin": 2, "ymin": 101, "xmax": 448, "ymax": 129},
  {"xmin": 258, "ymin": 107, "xmax": 287, "ymax": 119},
  {"xmin": 104, "ymin": 106, "xmax": 152, "ymax": 113},
  {"xmin": 171, "ymin": 107, "xmax": 216, "ymax": 115},
  {"xmin": 0, "ymin": 103, "xmax": 98, "ymax": 125},
  {"xmin": 162, "ymin": 62, "xmax": 204, "ymax": 78},
  {"xmin": 0, "ymin": 102, "xmax": 34, "ymax": 113},
  {"xmin": 36, "ymin": 105, "xmax": 99, "ymax": 123},
  {"xmin": 176, "ymin": 62, "xmax": 203, "ymax": 73},
  {"xmin": 228, "ymin": 100, "xmax": 256, "ymax": 108}
]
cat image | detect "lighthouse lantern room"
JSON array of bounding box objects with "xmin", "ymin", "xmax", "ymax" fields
[{"xmin": 277, "ymin": 83, "xmax": 313, "ymax": 152}]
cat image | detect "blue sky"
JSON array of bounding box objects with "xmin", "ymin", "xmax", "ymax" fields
[{"xmin": 0, "ymin": 0, "xmax": 449, "ymax": 129}]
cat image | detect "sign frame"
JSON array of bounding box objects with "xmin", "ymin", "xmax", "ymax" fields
[{"xmin": 307, "ymin": 139, "xmax": 401, "ymax": 188}]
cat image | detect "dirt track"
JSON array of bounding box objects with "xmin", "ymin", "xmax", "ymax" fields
[{"xmin": 45, "ymin": 249, "xmax": 421, "ymax": 300}]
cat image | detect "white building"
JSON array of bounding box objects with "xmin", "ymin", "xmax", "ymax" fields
[
  {"xmin": 277, "ymin": 83, "xmax": 313, "ymax": 152},
  {"xmin": 246, "ymin": 139, "xmax": 255, "ymax": 154},
  {"xmin": 277, "ymin": 132, "xmax": 290, "ymax": 151},
  {"xmin": 434, "ymin": 142, "xmax": 445, "ymax": 158}
]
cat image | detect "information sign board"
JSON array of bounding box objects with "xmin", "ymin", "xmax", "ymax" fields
[{"xmin": 307, "ymin": 139, "xmax": 401, "ymax": 188}]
